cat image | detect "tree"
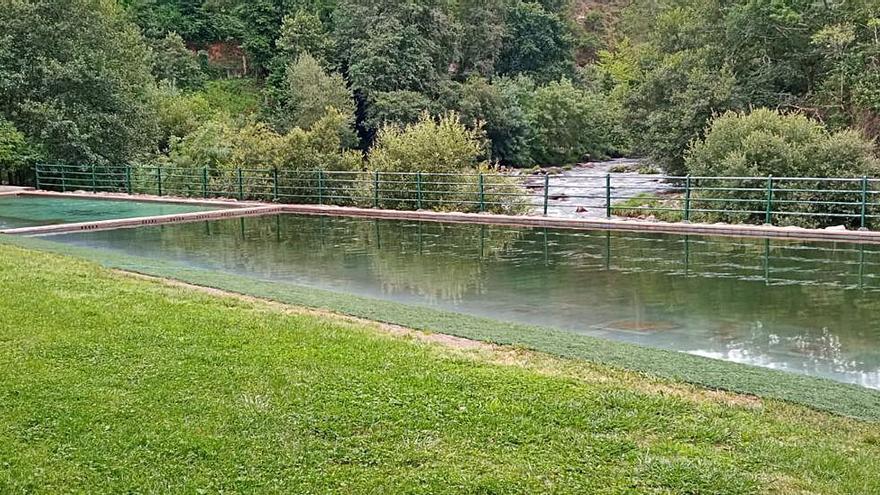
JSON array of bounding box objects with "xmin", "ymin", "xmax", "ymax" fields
[
  {"xmin": 364, "ymin": 90, "xmax": 434, "ymax": 135},
  {"xmin": 496, "ymin": 1, "xmax": 573, "ymax": 83},
  {"xmin": 0, "ymin": 119, "xmax": 38, "ymax": 182},
  {"xmin": 276, "ymin": 10, "xmax": 334, "ymax": 68},
  {"xmin": 524, "ymin": 79, "xmax": 617, "ymax": 165},
  {"xmin": 277, "ymin": 53, "xmax": 356, "ymax": 143},
  {"xmin": 150, "ymin": 32, "xmax": 206, "ymax": 89},
  {"xmin": 623, "ymin": 50, "xmax": 738, "ymax": 175},
  {"xmin": 0, "ymin": 0, "xmax": 159, "ymax": 166},
  {"xmin": 452, "ymin": 0, "xmax": 506, "ymax": 78},
  {"xmin": 453, "ymin": 77, "xmax": 532, "ymax": 167},
  {"xmin": 335, "ymin": 0, "xmax": 455, "ymax": 94}
]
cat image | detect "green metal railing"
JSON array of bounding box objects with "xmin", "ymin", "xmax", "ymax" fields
[{"xmin": 32, "ymin": 164, "xmax": 880, "ymax": 230}]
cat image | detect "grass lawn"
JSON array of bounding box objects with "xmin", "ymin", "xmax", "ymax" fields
[{"xmin": 1, "ymin": 245, "xmax": 879, "ymax": 494}]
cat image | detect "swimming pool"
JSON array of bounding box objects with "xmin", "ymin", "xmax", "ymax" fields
[
  {"xmin": 43, "ymin": 213, "xmax": 880, "ymax": 389},
  {"xmin": 0, "ymin": 195, "xmax": 227, "ymax": 229}
]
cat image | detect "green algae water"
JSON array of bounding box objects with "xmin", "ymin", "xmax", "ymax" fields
[
  {"xmin": 45, "ymin": 214, "xmax": 880, "ymax": 389},
  {"xmin": 0, "ymin": 195, "xmax": 224, "ymax": 229}
]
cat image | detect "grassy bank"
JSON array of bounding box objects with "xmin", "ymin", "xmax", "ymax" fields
[
  {"xmin": 1, "ymin": 245, "xmax": 880, "ymax": 493},
  {"xmin": 3, "ymin": 233, "xmax": 880, "ymax": 422}
]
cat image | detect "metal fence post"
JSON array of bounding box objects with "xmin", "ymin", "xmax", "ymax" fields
[
  {"xmin": 318, "ymin": 169, "xmax": 324, "ymax": 205},
  {"xmin": 478, "ymin": 173, "xmax": 485, "ymax": 212},
  {"xmin": 543, "ymin": 174, "xmax": 550, "ymax": 216},
  {"xmin": 61, "ymin": 166, "xmax": 66, "ymax": 192},
  {"xmin": 683, "ymin": 174, "xmax": 692, "ymax": 222},
  {"xmin": 373, "ymin": 171, "xmax": 379, "ymax": 208},
  {"xmin": 237, "ymin": 167, "xmax": 244, "ymax": 200},
  {"xmin": 91, "ymin": 164, "xmax": 97, "ymax": 193},
  {"xmin": 34, "ymin": 165, "xmax": 41, "ymax": 190},
  {"xmin": 416, "ymin": 172, "xmax": 422, "ymax": 210},
  {"xmin": 202, "ymin": 166, "xmax": 208, "ymax": 198},
  {"xmin": 860, "ymin": 175, "xmax": 869, "ymax": 230},
  {"xmin": 605, "ymin": 173, "xmax": 612, "ymax": 219},
  {"xmin": 272, "ymin": 167, "xmax": 279, "ymax": 202},
  {"xmin": 764, "ymin": 175, "xmax": 773, "ymax": 225},
  {"xmin": 125, "ymin": 165, "xmax": 132, "ymax": 194},
  {"xmin": 157, "ymin": 166, "xmax": 163, "ymax": 196}
]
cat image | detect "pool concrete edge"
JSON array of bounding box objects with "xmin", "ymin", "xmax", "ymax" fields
[
  {"xmin": 1, "ymin": 206, "xmax": 283, "ymax": 235},
  {"xmin": 19, "ymin": 190, "xmax": 264, "ymax": 209}
]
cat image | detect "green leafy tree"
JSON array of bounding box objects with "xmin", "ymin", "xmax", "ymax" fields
[
  {"xmin": 453, "ymin": 77, "xmax": 532, "ymax": 167},
  {"xmin": 524, "ymin": 79, "xmax": 617, "ymax": 165},
  {"xmin": 623, "ymin": 50, "xmax": 738, "ymax": 175},
  {"xmin": 496, "ymin": 1, "xmax": 574, "ymax": 83},
  {"xmin": 0, "ymin": 119, "xmax": 39, "ymax": 182},
  {"xmin": 364, "ymin": 90, "xmax": 434, "ymax": 135},
  {"xmin": 277, "ymin": 53, "xmax": 356, "ymax": 143},
  {"xmin": 0, "ymin": 0, "xmax": 159, "ymax": 166},
  {"xmin": 276, "ymin": 10, "xmax": 334, "ymax": 67},
  {"xmin": 452, "ymin": 0, "xmax": 506, "ymax": 78},
  {"xmin": 150, "ymin": 31, "xmax": 206, "ymax": 89},
  {"xmin": 335, "ymin": 0, "xmax": 455, "ymax": 94}
]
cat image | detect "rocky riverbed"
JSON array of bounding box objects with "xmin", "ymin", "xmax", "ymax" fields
[{"xmin": 515, "ymin": 158, "xmax": 674, "ymax": 218}]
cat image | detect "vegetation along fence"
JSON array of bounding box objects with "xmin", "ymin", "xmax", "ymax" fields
[{"xmin": 33, "ymin": 164, "xmax": 880, "ymax": 230}]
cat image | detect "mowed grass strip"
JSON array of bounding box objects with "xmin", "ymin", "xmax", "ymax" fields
[{"xmin": 0, "ymin": 245, "xmax": 879, "ymax": 494}]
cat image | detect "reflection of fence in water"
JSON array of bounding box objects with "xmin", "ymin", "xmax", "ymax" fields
[{"xmin": 517, "ymin": 229, "xmax": 880, "ymax": 292}]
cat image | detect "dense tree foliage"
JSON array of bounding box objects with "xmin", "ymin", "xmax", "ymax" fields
[
  {"xmin": 0, "ymin": 0, "xmax": 159, "ymax": 166},
  {"xmin": 606, "ymin": 0, "xmax": 880, "ymax": 174},
  {"xmin": 2, "ymin": 0, "xmax": 877, "ymax": 187}
]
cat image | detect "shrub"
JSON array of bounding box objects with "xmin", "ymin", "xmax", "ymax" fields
[
  {"xmin": 163, "ymin": 109, "xmax": 361, "ymax": 202},
  {"xmin": 367, "ymin": 112, "xmax": 525, "ymax": 213},
  {"xmin": 685, "ymin": 109, "xmax": 880, "ymax": 228}
]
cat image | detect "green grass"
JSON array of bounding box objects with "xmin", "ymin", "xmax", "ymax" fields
[
  {"xmin": 1, "ymin": 245, "xmax": 880, "ymax": 493},
  {"xmin": 4, "ymin": 233, "xmax": 880, "ymax": 423}
]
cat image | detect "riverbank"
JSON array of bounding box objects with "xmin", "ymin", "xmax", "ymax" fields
[{"xmin": 1, "ymin": 244, "xmax": 879, "ymax": 493}]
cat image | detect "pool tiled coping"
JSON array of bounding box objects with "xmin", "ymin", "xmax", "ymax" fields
[{"xmin": 5, "ymin": 189, "xmax": 880, "ymax": 244}]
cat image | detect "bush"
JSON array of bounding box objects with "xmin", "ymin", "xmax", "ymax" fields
[
  {"xmin": 685, "ymin": 109, "xmax": 880, "ymax": 228},
  {"xmin": 367, "ymin": 112, "xmax": 525, "ymax": 213},
  {"xmin": 162, "ymin": 109, "xmax": 361, "ymax": 202}
]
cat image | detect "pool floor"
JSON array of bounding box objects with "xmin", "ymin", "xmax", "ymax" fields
[
  {"xmin": 0, "ymin": 195, "xmax": 226, "ymax": 230},
  {"xmin": 43, "ymin": 213, "xmax": 880, "ymax": 389}
]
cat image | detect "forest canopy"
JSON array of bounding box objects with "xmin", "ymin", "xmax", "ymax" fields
[{"xmin": 0, "ymin": 0, "xmax": 878, "ymax": 179}]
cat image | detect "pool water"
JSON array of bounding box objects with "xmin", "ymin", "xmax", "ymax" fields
[
  {"xmin": 46, "ymin": 214, "xmax": 880, "ymax": 389},
  {"xmin": 0, "ymin": 195, "xmax": 225, "ymax": 229}
]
